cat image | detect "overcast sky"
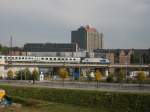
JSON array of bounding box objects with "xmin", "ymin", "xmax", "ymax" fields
[{"xmin": 0, "ymin": 0, "xmax": 150, "ymax": 49}]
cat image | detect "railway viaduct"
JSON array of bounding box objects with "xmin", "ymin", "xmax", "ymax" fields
[{"xmin": 0, "ymin": 61, "xmax": 150, "ymax": 78}]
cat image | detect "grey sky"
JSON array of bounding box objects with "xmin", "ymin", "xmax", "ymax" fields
[{"xmin": 0, "ymin": 0, "xmax": 150, "ymax": 48}]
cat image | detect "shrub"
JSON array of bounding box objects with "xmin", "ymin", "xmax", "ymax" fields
[
  {"xmin": 106, "ymin": 73, "xmax": 114, "ymax": 82},
  {"xmin": 0, "ymin": 85, "xmax": 149, "ymax": 112}
]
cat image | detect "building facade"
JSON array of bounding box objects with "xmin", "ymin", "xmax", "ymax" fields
[
  {"xmin": 94, "ymin": 49, "xmax": 133, "ymax": 64},
  {"xmin": 24, "ymin": 43, "xmax": 78, "ymax": 52},
  {"xmin": 71, "ymin": 25, "xmax": 103, "ymax": 52}
]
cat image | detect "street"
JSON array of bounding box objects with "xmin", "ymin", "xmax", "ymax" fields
[{"xmin": 0, "ymin": 80, "xmax": 150, "ymax": 93}]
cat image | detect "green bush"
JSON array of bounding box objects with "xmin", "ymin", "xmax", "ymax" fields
[
  {"xmin": 106, "ymin": 73, "xmax": 114, "ymax": 82},
  {"xmin": 0, "ymin": 85, "xmax": 150, "ymax": 112}
]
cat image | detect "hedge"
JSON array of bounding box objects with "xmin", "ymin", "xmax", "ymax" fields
[{"xmin": 0, "ymin": 84, "xmax": 150, "ymax": 112}]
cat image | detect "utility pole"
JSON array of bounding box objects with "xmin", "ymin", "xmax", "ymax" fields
[
  {"xmin": 9, "ymin": 35, "xmax": 13, "ymax": 79},
  {"xmin": 10, "ymin": 36, "xmax": 13, "ymax": 62},
  {"xmin": 126, "ymin": 55, "xmax": 128, "ymax": 79}
]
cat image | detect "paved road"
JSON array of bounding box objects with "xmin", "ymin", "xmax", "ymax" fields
[{"xmin": 0, "ymin": 80, "xmax": 150, "ymax": 93}]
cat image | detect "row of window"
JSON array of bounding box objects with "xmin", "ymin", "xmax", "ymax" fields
[
  {"xmin": 3, "ymin": 56, "xmax": 35, "ymax": 60},
  {"xmin": 0, "ymin": 56, "xmax": 79, "ymax": 62},
  {"xmin": 40, "ymin": 57, "xmax": 77, "ymax": 61}
]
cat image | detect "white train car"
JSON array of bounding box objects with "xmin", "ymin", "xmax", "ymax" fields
[
  {"xmin": 0, "ymin": 55, "xmax": 5, "ymax": 60},
  {"xmin": 2, "ymin": 56, "xmax": 36, "ymax": 62},
  {"xmin": 0, "ymin": 55, "xmax": 81, "ymax": 63},
  {"xmin": 0, "ymin": 55, "xmax": 5, "ymax": 64},
  {"xmin": 36, "ymin": 57, "xmax": 81, "ymax": 63}
]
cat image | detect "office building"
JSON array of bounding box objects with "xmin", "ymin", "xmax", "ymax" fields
[{"xmin": 71, "ymin": 25, "xmax": 103, "ymax": 51}]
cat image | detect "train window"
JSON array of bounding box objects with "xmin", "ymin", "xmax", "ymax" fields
[
  {"xmin": 46, "ymin": 58, "xmax": 48, "ymax": 60},
  {"xmin": 22, "ymin": 57, "xmax": 24, "ymax": 59},
  {"xmin": 70, "ymin": 58, "xmax": 72, "ymax": 60},
  {"xmin": 65, "ymin": 58, "xmax": 68, "ymax": 60},
  {"xmin": 73, "ymin": 58, "xmax": 76, "ymax": 60},
  {"xmin": 54, "ymin": 58, "xmax": 56, "ymax": 60},
  {"xmin": 15, "ymin": 57, "xmax": 18, "ymax": 59},
  {"xmin": 12, "ymin": 57, "xmax": 14, "ymax": 59},
  {"xmin": 101, "ymin": 60, "xmax": 106, "ymax": 63},
  {"xmin": 19, "ymin": 57, "xmax": 21, "ymax": 59},
  {"xmin": 41, "ymin": 58, "xmax": 44, "ymax": 60},
  {"xmin": 62, "ymin": 58, "xmax": 64, "ymax": 60},
  {"xmin": 50, "ymin": 58, "xmax": 52, "ymax": 60},
  {"xmin": 0, "ymin": 57, "xmax": 2, "ymax": 59},
  {"xmin": 8, "ymin": 57, "xmax": 10, "ymax": 59},
  {"xmin": 58, "ymin": 58, "xmax": 60, "ymax": 60}
]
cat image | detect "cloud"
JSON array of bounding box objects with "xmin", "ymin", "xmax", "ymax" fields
[{"xmin": 0, "ymin": 0, "xmax": 150, "ymax": 48}]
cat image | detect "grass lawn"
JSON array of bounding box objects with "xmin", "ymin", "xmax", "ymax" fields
[{"xmin": 0, "ymin": 99, "xmax": 107, "ymax": 112}]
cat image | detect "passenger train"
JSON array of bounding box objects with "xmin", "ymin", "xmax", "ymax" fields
[{"xmin": 0, "ymin": 55, "xmax": 110, "ymax": 64}]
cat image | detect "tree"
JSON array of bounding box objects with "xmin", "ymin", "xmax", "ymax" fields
[
  {"xmin": 95, "ymin": 70, "xmax": 102, "ymax": 88},
  {"xmin": 0, "ymin": 46, "xmax": 9, "ymax": 55},
  {"xmin": 106, "ymin": 73, "xmax": 114, "ymax": 83},
  {"xmin": 0, "ymin": 44, "xmax": 2, "ymax": 51},
  {"xmin": 58, "ymin": 67, "xmax": 68, "ymax": 86},
  {"xmin": 130, "ymin": 53, "xmax": 140, "ymax": 64},
  {"xmin": 16, "ymin": 70, "xmax": 25, "ymax": 80},
  {"xmin": 7, "ymin": 69, "xmax": 14, "ymax": 80},
  {"xmin": 137, "ymin": 71, "xmax": 146, "ymax": 87},
  {"xmin": 24, "ymin": 68, "xmax": 32, "ymax": 80},
  {"xmin": 117, "ymin": 69, "xmax": 125, "ymax": 83},
  {"xmin": 32, "ymin": 69, "xmax": 39, "ymax": 84}
]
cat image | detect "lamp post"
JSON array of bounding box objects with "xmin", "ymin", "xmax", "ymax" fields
[{"xmin": 126, "ymin": 55, "xmax": 128, "ymax": 79}]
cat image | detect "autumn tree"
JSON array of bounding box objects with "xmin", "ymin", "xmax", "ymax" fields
[
  {"xmin": 7, "ymin": 69, "xmax": 14, "ymax": 80},
  {"xmin": 58, "ymin": 67, "xmax": 68, "ymax": 86},
  {"xmin": 137, "ymin": 71, "xmax": 146, "ymax": 87},
  {"xmin": 95, "ymin": 70, "xmax": 102, "ymax": 88}
]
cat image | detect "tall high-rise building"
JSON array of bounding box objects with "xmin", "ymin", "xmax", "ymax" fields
[{"xmin": 71, "ymin": 25, "xmax": 103, "ymax": 51}]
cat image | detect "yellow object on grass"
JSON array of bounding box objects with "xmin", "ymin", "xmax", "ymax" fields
[{"xmin": 0, "ymin": 89, "xmax": 6, "ymax": 101}]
